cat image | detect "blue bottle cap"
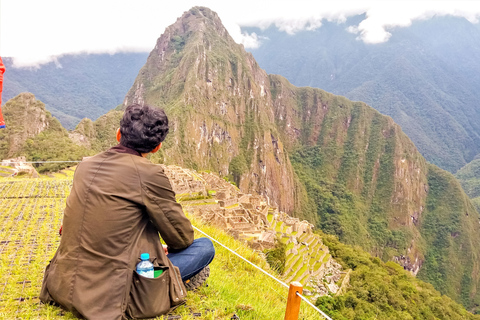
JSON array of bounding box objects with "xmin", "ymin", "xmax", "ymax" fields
[{"xmin": 140, "ymin": 253, "xmax": 150, "ymax": 260}]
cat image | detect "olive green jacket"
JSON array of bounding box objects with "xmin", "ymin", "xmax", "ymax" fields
[{"xmin": 40, "ymin": 145, "xmax": 194, "ymax": 319}]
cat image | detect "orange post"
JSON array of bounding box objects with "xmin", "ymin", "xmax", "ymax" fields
[{"xmin": 284, "ymin": 281, "xmax": 303, "ymax": 320}]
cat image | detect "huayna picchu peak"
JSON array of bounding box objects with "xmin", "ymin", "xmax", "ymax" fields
[
  {"xmin": 124, "ymin": 6, "xmax": 480, "ymax": 311},
  {"xmin": 124, "ymin": 6, "xmax": 298, "ymax": 215},
  {"xmin": 2, "ymin": 5, "xmax": 480, "ymax": 314}
]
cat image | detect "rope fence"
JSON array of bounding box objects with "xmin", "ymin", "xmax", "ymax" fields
[
  {"xmin": 192, "ymin": 225, "xmax": 333, "ymax": 320},
  {"xmin": 1, "ymin": 161, "xmax": 334, "ymax": 319}
]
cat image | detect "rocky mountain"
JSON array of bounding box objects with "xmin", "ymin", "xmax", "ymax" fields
[
  {"xmin": 0, "ymin": 93, "xmax": 91, "ymax": 172},
  {"xmin": 2, "ymin": 53, "xmax": 148, "ymax": 129},
  {"xmin": 117, "ymin": 7, "xmax": 480, "ymax": 311},
  {"xmin": 123, "ymin": 7, "xmax": 298, "ymax": 214},
  {"xmin": 245, "ymin": 16, "xmax": 480, "ymax": 173}
]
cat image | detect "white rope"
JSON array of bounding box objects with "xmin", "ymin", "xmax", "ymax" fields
[
  {"xmin": 296, "ymin": 292, "xmax": 333, "ymax": 320},
  {"xmin": 2, "ymin": 161, "xmax": 81, "ymax": 164},
  {"xmin": 192, "ymin": 225, "xmax": 333, "ymax": 320},
  {"xmin": 192, "ymin": 225, "xmax": 289, "ymax": 288}
]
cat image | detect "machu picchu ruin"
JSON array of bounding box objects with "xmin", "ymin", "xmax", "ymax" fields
[
  {"xmin": 161, "ymin": 164, "xmax": 349, "ymax": 298},
  {"xmin": 0, "ymin": 159, "xmax": 349, "ymax": 299}
]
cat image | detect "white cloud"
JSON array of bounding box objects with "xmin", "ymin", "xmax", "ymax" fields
[{"xmin": 1, "ymin": 0, "xmax": 480, "ymax": 67}]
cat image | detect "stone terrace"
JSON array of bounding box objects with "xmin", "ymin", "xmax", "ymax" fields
[{"xmin": 161, "ymin": 165, "xmax": 349, "ymax": 297}]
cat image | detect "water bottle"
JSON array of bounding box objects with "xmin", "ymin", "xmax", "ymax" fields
[{"xmin": 136, "ymin": 253, "xmax": 154, "ymax": 278}]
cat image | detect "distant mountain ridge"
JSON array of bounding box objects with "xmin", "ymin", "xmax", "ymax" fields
[
  {"xmin": 245, "ymin": 15, "xmax": 480, "ymax": 173},
  {"xmin": 4, "ymin": 16, "xmax": 479, "ymax": 173},
  {"xmin": 2, "ymin": 53, "xmax": 148, "ymax": 129}
]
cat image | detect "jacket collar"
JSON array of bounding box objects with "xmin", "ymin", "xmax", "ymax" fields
[{"xmin": 109, "ymin": 144, "xmax": 142, "ymax": 157}]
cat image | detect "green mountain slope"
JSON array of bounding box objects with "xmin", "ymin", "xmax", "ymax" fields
[
  {"xmin": 246, "ymin": 16, "xmax": 480, "ymax": 173},
  {"xmin": 455, "ymin": 158, "xmax": 480, "ymax": 212},
  {"xmin": 268, "ymin": 75, "xmax": 480, "ymax": 310},
  {"xmin": 116, "ymin": 7, "xmax": 480, "ymax": 310},
  {"xmin": 318, "ymin": 232, "xmax": 480, "ymax": 320},
  {"xmin": 122, "ymin": 7, "xmax": 299, "ymax": 214}
]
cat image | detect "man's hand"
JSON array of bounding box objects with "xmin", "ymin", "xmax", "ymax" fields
[{"xmin": 163, "ymin": 244, "xmax": 168, "ymax": 255}]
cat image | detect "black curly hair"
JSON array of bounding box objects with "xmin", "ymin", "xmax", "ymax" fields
[{"xmin": 119, "ymin": 104, "xmax": 169, "ymax": 153}]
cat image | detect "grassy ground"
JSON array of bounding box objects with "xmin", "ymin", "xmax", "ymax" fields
[{"xmin": 0, "ymin": 175, "xmax": 320, "ymax": 319}]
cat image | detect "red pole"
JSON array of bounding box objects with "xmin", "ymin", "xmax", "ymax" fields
[
  {"xmin": 0, "ymin": 57, "xmax": 5, "ymax": 128},
  {"xmin": 284, "ymin": 281, "xmax": 303, "ymax": 320}
]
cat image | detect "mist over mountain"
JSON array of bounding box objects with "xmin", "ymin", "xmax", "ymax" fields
[
  {"xmin": 245, "ymin": 15, "xmax": 480, "ymax": 173},
  {"xmin": 2, "ymin": 52, "xmax": 148, "ymax": 129}
]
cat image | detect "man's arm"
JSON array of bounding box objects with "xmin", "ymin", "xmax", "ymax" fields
[{"xmin": 140, "ymin": 165, "xmax": 194, "ymax": 250}]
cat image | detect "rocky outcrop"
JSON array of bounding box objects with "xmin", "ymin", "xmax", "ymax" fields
[
  {"xmin": 162, "ymin": 164, "xmax": 346, "ymax": 298},
  {"xmin": 0, "ymin": 93, "xmax": 49, "ymax": 158},
  {"xmin": 123, "ymin": 7, "xmax": 298, "ymax": 214},
  {"xmin": 1, "ymin": 157, "xmax": 39, "ymax": 178}
]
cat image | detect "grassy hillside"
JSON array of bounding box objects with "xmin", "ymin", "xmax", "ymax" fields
[
  {"xmin": 0, "ymin": 174, "xmax": 317, "ymax": 319},
  {"xmin": 1, "ymin": 173, "xmax": 478, "ymax": 319}
]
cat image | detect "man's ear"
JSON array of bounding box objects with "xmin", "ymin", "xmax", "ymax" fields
[
  {"xmin": 151, "ymin": 142, "xmax": 162, "ymax": 154},
  {"xmin": 116, "ymin": 128, "xmax": 121, "ymax": 142}
]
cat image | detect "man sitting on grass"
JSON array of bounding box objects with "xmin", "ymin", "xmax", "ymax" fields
[{"xmin": 40, "ymin": 103, "xmax": 215, "ymax": 319}]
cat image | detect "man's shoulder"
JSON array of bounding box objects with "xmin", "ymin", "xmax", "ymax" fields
[{"xmin": 132, "ymin": 157, "xmax": 165, "ymax": 175}]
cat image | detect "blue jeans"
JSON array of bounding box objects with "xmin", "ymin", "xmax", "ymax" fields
[{"xmin": 168, "ymin": 238, "xmax": 215, "ymax": 281}]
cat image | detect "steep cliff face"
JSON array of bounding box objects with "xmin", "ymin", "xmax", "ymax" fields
[
  {"xmin": 269, "ymin": 75, "xmax": 429, "ymax": 270},
  {"xmin": 120, "ymin": 7, "xmax": 480, "ymax": 310},
  {"xmin": 124, "ymin": 7, "xmax": 297, "ymax": 213}
]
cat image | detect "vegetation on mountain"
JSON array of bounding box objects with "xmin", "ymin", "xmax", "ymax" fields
[
  {"xmin": 2, "ymin": 53, "xmax": 148, "ymax": 129},
  {"xmin": 455, "ymin": 158, "xmax": 480, "ymax": 212},
  {"xmin": 119, "ymin": 6, "xmax": 480, "ymax": 311},
  {"xmin": 246, "ymin": 16, "xmax": 480, "ymax": 173},
  {"xmin": 0, "ymin": 93, "xmax": 92, "ymax": 172},
  {"xmin": 123, "ymin": 6, "xmax": 299, "ymax": 214},
  {"xmin": 317, "ymin": 232, "xmax": 480, "ymax": 320}
]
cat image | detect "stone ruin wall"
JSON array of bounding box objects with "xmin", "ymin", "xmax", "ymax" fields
[{"xmin": 161, "ymin": 164, "xmax": 349, "ymax": 298}]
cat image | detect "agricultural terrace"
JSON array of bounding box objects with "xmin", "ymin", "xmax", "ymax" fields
[{"xmin": 0, "ymin": 170, "xmax": 319, "ymax": 319}]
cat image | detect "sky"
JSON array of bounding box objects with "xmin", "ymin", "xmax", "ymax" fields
[{"xmin": 1, "ymin": 0, "xmax": 480, "ymax": 67}]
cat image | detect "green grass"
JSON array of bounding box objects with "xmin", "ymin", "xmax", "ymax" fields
[
  {"xmin": 0, "ymin": 177, "xmax": 320, "ymax": 319},
  {"xmin": 275, "ymin": 221, "xmax": 285, "ymax": 233},
  {"xmin": 266, "ymin": 213, "xmax": 273, "ymax": 223}
]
